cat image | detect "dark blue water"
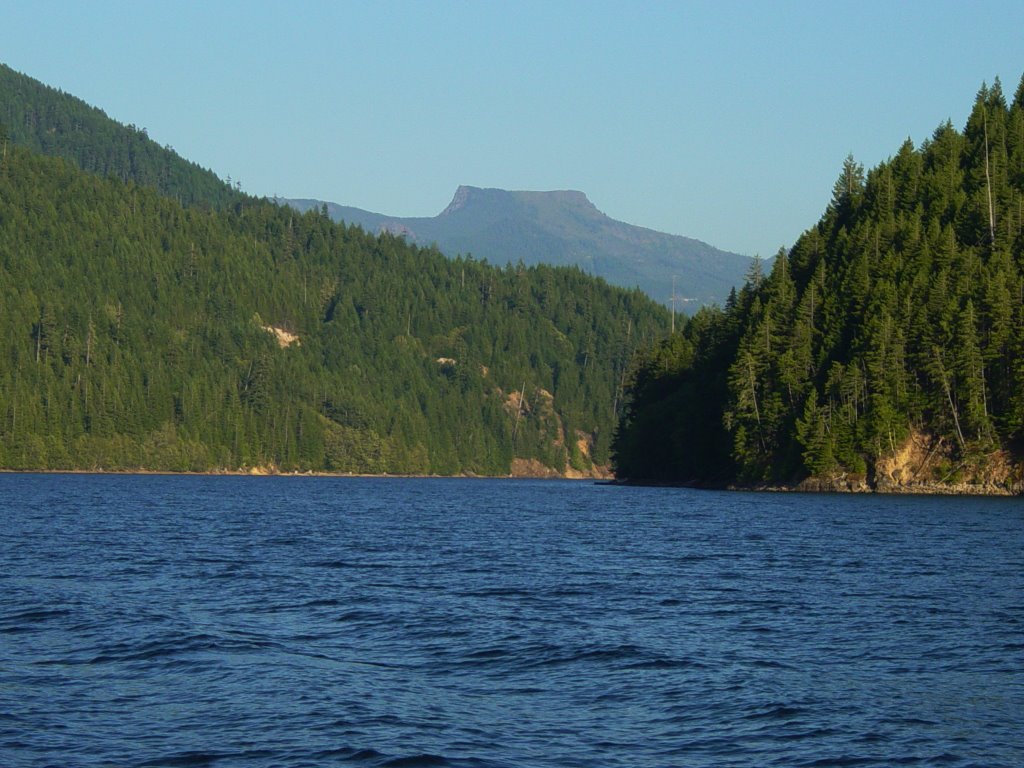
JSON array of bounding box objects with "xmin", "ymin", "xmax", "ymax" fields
[{"xmin": 1, "ymin": 475, "xmax": 1022, "ymax": 767}]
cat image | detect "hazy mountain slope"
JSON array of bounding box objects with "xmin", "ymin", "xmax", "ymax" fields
[{"xmin": 285, "ymin": 186, "xmax": 752, "ymax": 307}]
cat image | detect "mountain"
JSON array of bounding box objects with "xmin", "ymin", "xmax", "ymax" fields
[
  {"xmin": 0, "ymin": 65, "xmax": 670, "ymax": 476},
  {"xmin": 613, "ymin": 75, "xmax": 1024, "ymax": 494},
  {"xmin": 284, "ymin": 186, "xmax": 752, "ymax": 307}
]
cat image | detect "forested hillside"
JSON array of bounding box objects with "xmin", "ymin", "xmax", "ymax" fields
[
  {"xmin": 0, "ymin": 63, "xmax": 240, "ymax": 209},
  {"xmin": 0, "ymin": 88, "xmax": 668, "ymax": 474},
  {"xmin": 614, "ymin": 77, "xmax": 1024, "ymax": 493}
]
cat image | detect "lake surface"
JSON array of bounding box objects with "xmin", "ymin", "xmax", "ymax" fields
[{"xmin": 1, "ymin": 475, "xmax": 1022, "ymax": 768}]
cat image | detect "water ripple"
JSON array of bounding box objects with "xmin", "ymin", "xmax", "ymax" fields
[{"xmin": 1, "ymin": 475, "xmax": 1022, "ymax": 768}]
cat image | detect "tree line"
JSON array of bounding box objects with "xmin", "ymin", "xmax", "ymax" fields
[{"xmin": 614, "ymin": 76, "xmax": 1024, "ymax": 488}]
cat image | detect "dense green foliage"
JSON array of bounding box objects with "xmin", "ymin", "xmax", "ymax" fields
[
  {"xmin": 0, "ymin": 62, "xmax": 669, "ymax": 474},
  {"xmin": 0, "ymin": 63, "xmax": 241, "ymax": 210},
  {"xmin": 0, "ymin": 139, "xmax": 666, "ymax": 473},
  {"xmin": 615, "ymin": 76, "xmax": 1024, "ymax": 484}
]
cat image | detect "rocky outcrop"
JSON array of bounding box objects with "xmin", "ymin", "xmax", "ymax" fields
[
  {"xmin": 794, "ymin": 474, "xmax": 872, "ymax": 493},
  {"xmin": 795, "ymin": 431, "xmax": 1024, "ymax": 496}
]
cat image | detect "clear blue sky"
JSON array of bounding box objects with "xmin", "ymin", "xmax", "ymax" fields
[{"xmin": 3, "ymin": 1, "xmax": 1022, "ymax": 257}]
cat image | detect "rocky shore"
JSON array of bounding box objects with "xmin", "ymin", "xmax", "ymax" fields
[{"xmin": 761, "ymin": 432, "xmax": 1024, "ymax": 496}]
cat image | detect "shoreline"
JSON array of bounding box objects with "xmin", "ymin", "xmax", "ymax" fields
[
  {"xmin": 611, "ymin": 477, "xmax": 1023, "ymax": 497},
  {"xmin": 1, "ymin": 457, "xmax": 614, "ymax": 482},
  {"xmin": 8, "ymin": 469, "xmax": 1019, "ymax": 495},
  {"xmin": 0, "ymin": 467, "xmax": 598, "ymax": 480}
]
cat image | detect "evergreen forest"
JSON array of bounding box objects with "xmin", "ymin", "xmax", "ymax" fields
[
  {"xmin": 0, "ymin": 64, "xmax": 668, "ymax": 474},
  {"xmin": 0, "ymin": 63, "xmax": 240, "ymax": 209},
  {"xmin": 614, "ymin": 76, "xmax": 1024, "ymax": 491}
]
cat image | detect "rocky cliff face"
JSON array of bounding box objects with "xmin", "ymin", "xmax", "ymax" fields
[{"xmin": 793, "ymin": 431, "xmax": 1024, "ymax": 496}]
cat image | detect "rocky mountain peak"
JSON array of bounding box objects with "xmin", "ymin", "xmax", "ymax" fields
[
  {"xmin": 440, "ymin": 185, "xmax": 476, "ymax": 216},
  {"xmin": 440, "ymin": 186, "xmax": 598, "ymax": 217}
]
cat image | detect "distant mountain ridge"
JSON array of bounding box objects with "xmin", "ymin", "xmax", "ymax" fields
[{"xmin": 284, "ymin": 186, "xmax": 752, "ymax": 307}]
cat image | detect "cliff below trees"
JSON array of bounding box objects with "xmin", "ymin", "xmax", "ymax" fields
[{"xmin": 792, "ymin": 431, "xmax": 1023, "ymax": 495}]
